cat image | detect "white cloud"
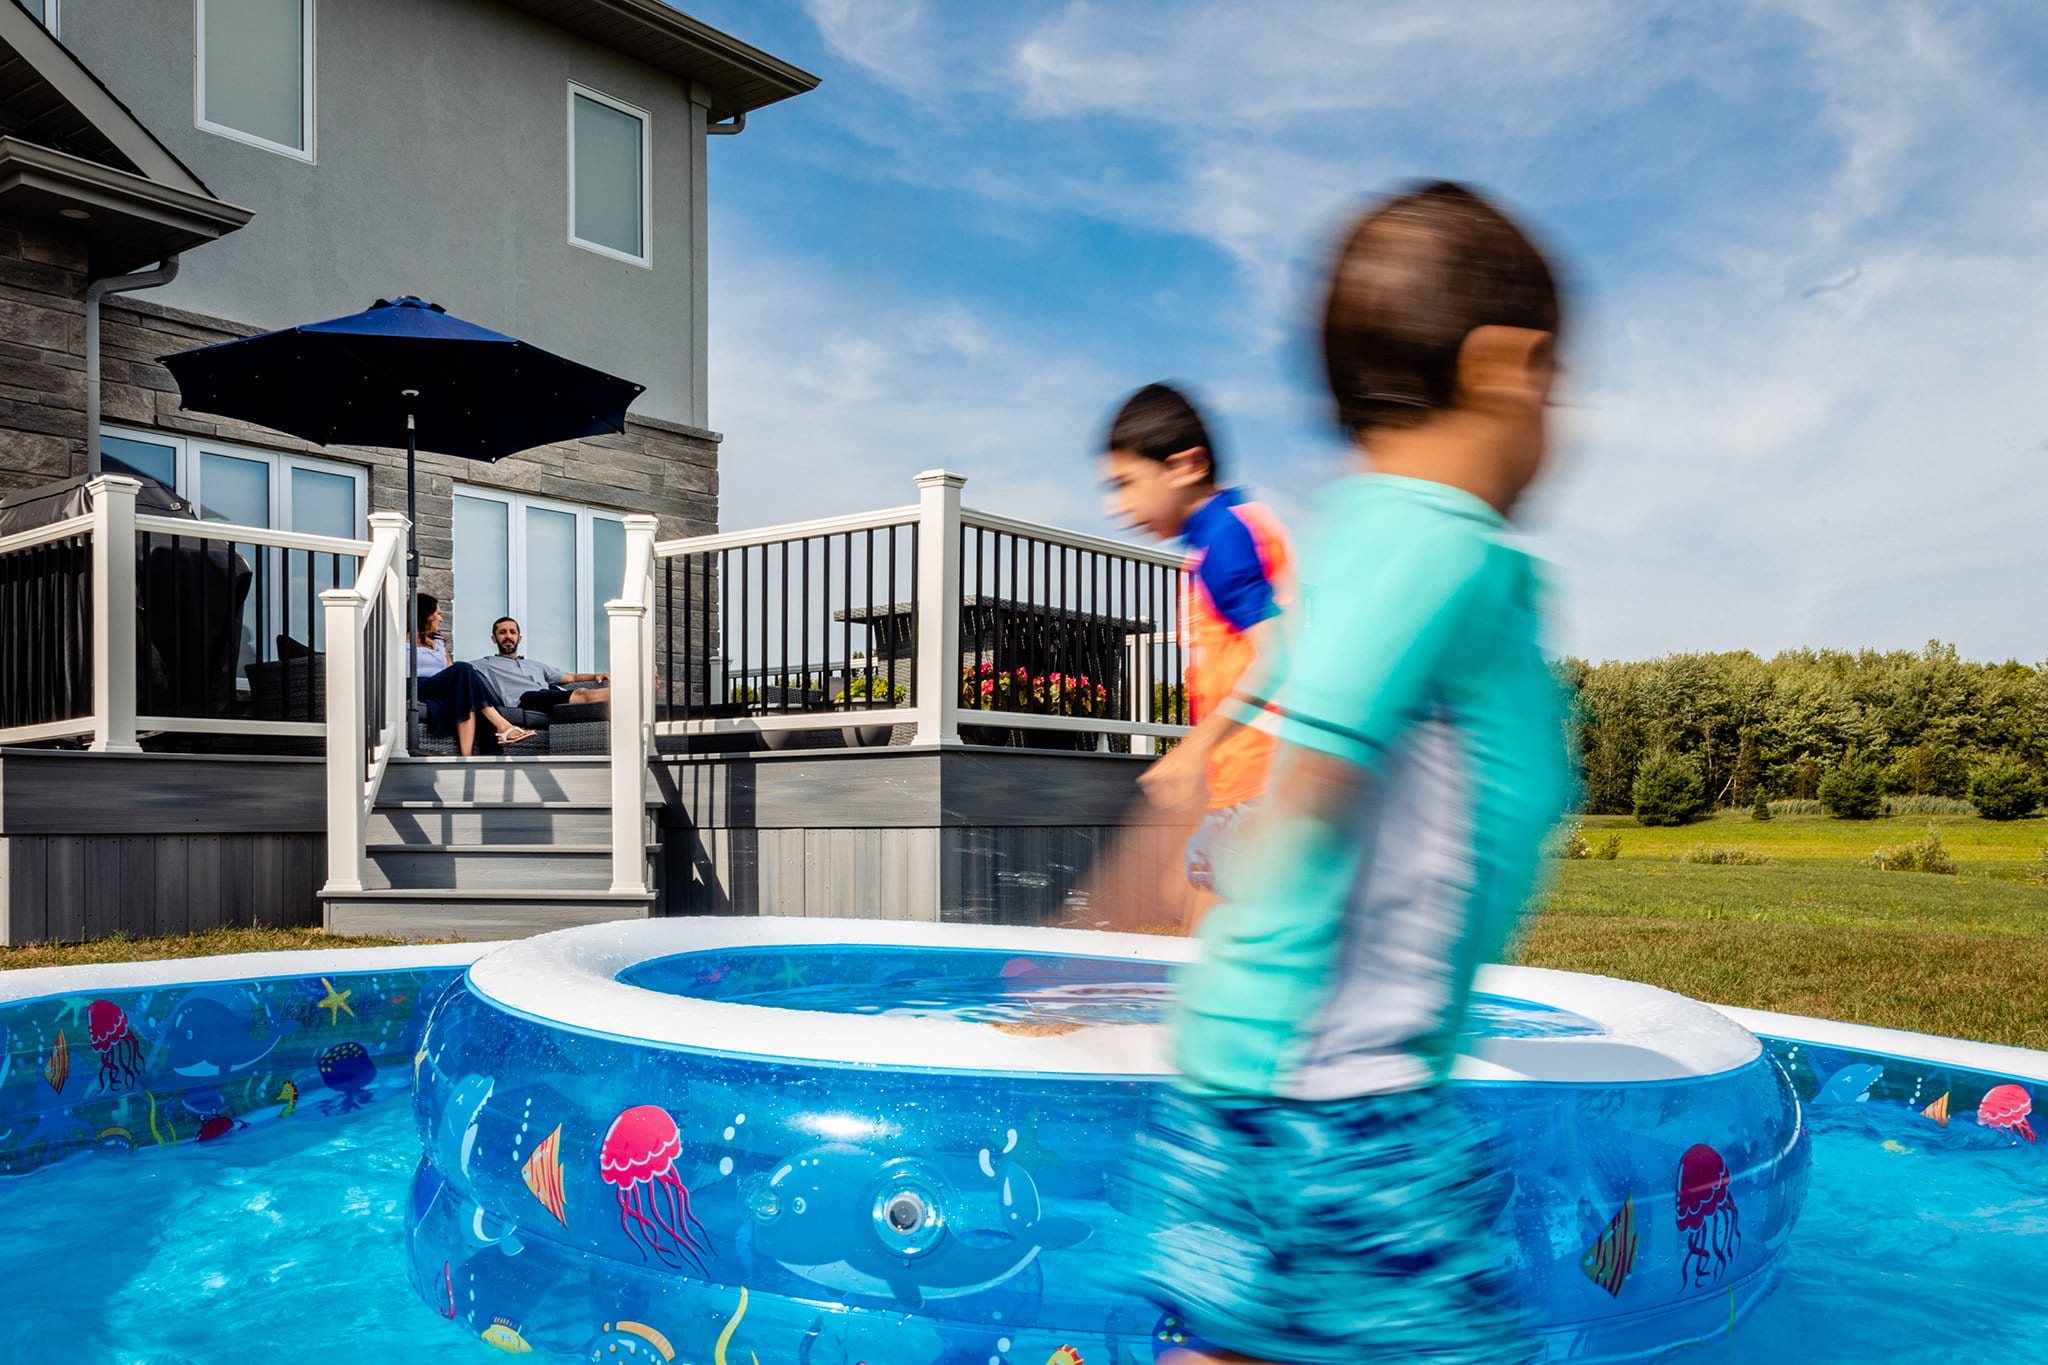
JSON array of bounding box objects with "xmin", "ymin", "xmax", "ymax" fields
[
  {"xmin": 711, "ymin": 0, "xmax": 2048, "ymax": 663},
  {"xmin": 708, "ymin": 227, "xmax": 1144, "ymax": 537}
]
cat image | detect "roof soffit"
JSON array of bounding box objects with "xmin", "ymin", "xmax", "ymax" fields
[
  {"xmin": 491, "ymin": 0, "xmax": 819, "ymax": 120},
  {"xmin": 0, "ymin": 0, "xmax": 213, "ymax": 196}
]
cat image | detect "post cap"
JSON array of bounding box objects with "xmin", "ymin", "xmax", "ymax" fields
[{"xmin": 914, "ymin": 469, "xmax": 967, "ymax": 489}]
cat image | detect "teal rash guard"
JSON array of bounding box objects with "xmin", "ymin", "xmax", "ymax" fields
[{"xmin": 1174, "ymin": 474, "xmax": 1573, "ymax": 1100}]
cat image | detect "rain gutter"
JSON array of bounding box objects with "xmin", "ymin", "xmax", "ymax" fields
[{"xmin": 85, "ymin": 255, "xmax": 180, "ymax": 476}]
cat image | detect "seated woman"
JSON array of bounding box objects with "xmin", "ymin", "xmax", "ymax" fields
[{"xmin": 411, "ymin": 594, "xmax": 536, "ymax": 754}]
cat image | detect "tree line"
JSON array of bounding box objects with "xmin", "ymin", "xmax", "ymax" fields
[{"xmin": 1559, "ymin": 642, "xmax": 2048, "ymax": 818}]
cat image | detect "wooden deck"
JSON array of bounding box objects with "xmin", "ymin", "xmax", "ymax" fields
[
  {"xmin": 0, "ymin": 749, "xmax": 325, "ymax": 944},
  {"xmin": 659, "ymin": 745, "xmax": 1184, "ymax": 923},
  {"xmin": 2, "ymin": 743, "xmax": 1178, "ymax": 943}
]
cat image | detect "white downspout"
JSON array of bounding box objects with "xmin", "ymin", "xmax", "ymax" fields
[{"xmin": 85, "ymin": 255, "xmax": 181, "ymax": 475}]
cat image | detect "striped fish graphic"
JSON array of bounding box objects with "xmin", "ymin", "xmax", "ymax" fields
[{"xmin": 1582, "ymin": 1195, "xmax": 1639, "ymax": 1297}]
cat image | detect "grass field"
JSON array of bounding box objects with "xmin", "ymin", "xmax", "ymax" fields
[
  {"xmin": 4, "ymin": 811, "xmax": 2045, "ymax": 1050},
  {"xmin": 1514, "ymin": 812, "xmax": 2048, "ymax": 1049}
]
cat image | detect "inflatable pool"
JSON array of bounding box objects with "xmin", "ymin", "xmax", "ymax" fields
[{"xmin": 407, "ymin": 919, "xmax": 1809, "ymax": 1363}]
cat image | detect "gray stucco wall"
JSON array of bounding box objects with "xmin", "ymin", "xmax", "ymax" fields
[{"xmin": 54, "ymin": 0, "xmax": 708, "ymax": 427}]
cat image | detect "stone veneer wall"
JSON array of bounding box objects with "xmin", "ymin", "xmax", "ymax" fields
[
  {"xmin": 0, "ymin": 222, "xmax": 88, "ymax": 499},
  {"xmin": 0, "ymin": 220, "xmax": 719, "ymax": 610}
]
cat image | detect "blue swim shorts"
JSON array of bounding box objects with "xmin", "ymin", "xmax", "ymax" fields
[
  {"xmin": 1184, "ymin": 802, "xmax": 1255, "ymax": 891},
  {"xmin": 1127, "ymin": 1085, "xmax": 1533, "ymax": 1365}
]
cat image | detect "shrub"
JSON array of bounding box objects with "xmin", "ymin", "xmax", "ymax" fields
[
  {"xmin": 1883, "ymin": 795, "xmax": 1977, "ymax": 817},
  {"xmin": 1751, "ymin": 790, "xmax": 1773, "ymax": 822},
  {"xmin": 1556, "ymin": 820, "xmax": 1591, "ymax": 859},
  {"xmin": 837, "ymin": 674, "xmax": 907, "ymax": 704},
  {"xmin": 1673, "ymin": 844, "xmax": 1772, "ymax": 866},
  {"xmin": 2025, "ymin": 849, "xmax": 2048, "ymax": 885},
  {"xmin": 1818, "ymin": 755, "xmax": 1884, "ymax": 820},
  {"xmin": 1970, "ymin": 758, "xmax": 2043, "ymax": 822},
  {"xmin": 1632, "ymin": 752, "xmax": 1706, "ymax": 826},
  {"xmin": 1770, "ymin": 799, "xmax": 1825, "ymax": 816},
  {"xmin": 1595, "ymin": 834, "xmax": 1622, "ymax": 860},
  {"xmin": 1869, "ymin": 823, "xmax": 1958, "ymax": 875}
]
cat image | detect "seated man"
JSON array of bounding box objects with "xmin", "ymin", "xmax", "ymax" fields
[{"xmin": 470, "ymin": 616, "xmax": 610, "ymax": 720}]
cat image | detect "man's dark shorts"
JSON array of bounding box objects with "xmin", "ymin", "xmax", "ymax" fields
[{"xmin": 517, "ymin": 687, "xmax": 578, "ymax": 715}]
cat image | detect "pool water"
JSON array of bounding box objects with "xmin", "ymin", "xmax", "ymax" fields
[
  {"xmin": 8, "ymin": 1046, "xmax": 2041, "ymax": 1360},
  {"xmin": 623, "ymin": 945, "xmax": 1609, "ymax": 1037}
]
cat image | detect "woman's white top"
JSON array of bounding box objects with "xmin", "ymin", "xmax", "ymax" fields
[{"xmin": 411, "ymin": 643, "xmax": 448, "ymax": 679}]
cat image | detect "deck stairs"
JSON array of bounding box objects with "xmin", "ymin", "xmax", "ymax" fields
[{"xmin": 321, "ymin": 755, "xmax": 660, "ymax": 940}]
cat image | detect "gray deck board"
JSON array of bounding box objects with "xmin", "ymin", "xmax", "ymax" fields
[
  {"xmin": 157, "ymin": 835, "xmax": 190, "ymax": 938},
  {"xmin": 47, "ymin": 836, "xmax": 84, "ymax": 943}
]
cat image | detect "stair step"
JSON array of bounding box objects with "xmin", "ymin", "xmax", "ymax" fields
[
  {"xmin": 362, "ymin": 844, "xmax": 654, "ymax": 892},
  {"xmin": 322, "ymin": 889, "xmax": 654, "ymax": 940},
  {"xmin": 367, "ymin": 806, "xmax": 651, "ymax": 845},
  {"xmin": 376, "ymin": 756, "xmax": 653, "ymax": 805}
]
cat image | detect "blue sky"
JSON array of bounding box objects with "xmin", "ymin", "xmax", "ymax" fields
[{"xmin": 681, "ymin": 1, "xmax": 2048, "ymax": 664}]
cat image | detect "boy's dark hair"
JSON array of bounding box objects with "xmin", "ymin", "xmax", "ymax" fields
[
  {"xmin": 1105, "ymin": 383, "xmax": 1220, "ymax": 482},
  {"xmin": 1322, "ymin": 181, "xmax": 1562, "ymax": 436}
]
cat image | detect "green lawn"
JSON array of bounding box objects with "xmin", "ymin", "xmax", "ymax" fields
[
  {"xmin": 6, "ymin": 812, "xmax": 2047, "ymax": 1052},
  {"xmin": 1515, "ymin": 812, "xmax": 2048, "ymax": 1048}
]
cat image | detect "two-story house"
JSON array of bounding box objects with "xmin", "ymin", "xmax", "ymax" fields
[{"xmin": 2, "ymin": 0, "xmax": 814, "ymax": 672}]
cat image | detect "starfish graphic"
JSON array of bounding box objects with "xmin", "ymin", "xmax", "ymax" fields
[
  {"xmin": 317, "ymin": 978, "xmax": 355, "ymax": 1025},
  {"xmin": 772, "ymin": 957, "xmax": 811, "ymax": 990}
]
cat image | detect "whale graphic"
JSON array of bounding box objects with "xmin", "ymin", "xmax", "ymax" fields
[
  {"xmin": 429, "ymin": 1073, "xmax": 497, "ymax": 1176},
  {"xmin": 162, "ymin": 989, "xmax": 297, "ymax": 1078},
  {"xmin": 750, "ymin": 1143, "xmax": 1087, "ymax": 1308},
  {"xmin": 1813, "ymin": 1063, "xmax": 1884, "ymax": 1105}
]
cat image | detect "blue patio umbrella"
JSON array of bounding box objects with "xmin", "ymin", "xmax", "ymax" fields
[{"xmin": 159, "ymin": 296, "xmax": 644, "ymax": 748}]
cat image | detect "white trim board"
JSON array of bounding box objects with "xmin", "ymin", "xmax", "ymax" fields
[
  {"xmin": 1714, "ymin": 1004, "xmax": 2048, "ymax": 1084},
  {"xmin": 0, "ymin": 942, "xmax": 491, "ymax": 1007}
]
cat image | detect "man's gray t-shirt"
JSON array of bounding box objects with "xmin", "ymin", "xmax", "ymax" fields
[{"xmin": 469, "ymin": 654, "xmax": 564, "ymax": 705}]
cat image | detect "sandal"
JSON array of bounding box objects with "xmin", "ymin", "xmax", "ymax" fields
[{"xmin": 496, "ymin": 726, "xmax": 538, "ymax": 746}]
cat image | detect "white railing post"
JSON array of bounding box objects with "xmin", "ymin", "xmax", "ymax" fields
[
  {"xmin": 912, "ymin": 470, "xmax": 965, "ymax": 746},
  {"xmin": 321, "ymin": 583, "xmax": 366, "ymax": 893},
  {"xmin": 370, "ymin": 513, "xmax": 409, "ymax": 748},
  {"xmin": 321, "ymin": 513, "xmax": 407, "ymax": 897},
  {"xmin": 608, "ymin": 514, "xmax": 659, "ymax": 896},
  {"xmin": 87, "ymin": 475, "xmax": 141, "ymax": 752}
]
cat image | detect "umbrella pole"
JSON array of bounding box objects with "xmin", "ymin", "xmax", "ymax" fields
[{"xmin": 404, "ymin": 390, "xmax": 421, "ymax": 755}]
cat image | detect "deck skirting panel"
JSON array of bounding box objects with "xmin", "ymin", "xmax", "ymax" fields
[{"xmin": 2, "ymin": 830, "xmax": 322, "ymax": 945}]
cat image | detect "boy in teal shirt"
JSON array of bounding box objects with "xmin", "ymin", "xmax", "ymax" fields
[{"xmin": 1135, "ymin": 182, "xmax": 1573, "ymax": 1364}]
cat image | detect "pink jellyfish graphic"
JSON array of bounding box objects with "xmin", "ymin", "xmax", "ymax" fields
[
  {"xmin": 88, "ymin": 1000, "xmax": 144, "ymax": 1092},
  {"xmin": 1976, "ymin": 1085, "xmax": 2035, "ymax": 1143},
  {"xmin": 599, "ymin": 1104, "xmax": 710, "ymax": 1272},
  {"xmin": 1675, "ymin": 1143, "xmax": 1741, "ymax": 1288}
]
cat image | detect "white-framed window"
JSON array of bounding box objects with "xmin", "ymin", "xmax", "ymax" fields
[
  {"xmin": 194, "ymin": 0, "xmax": 316, "ymax": 162},
  {"xmin": 567, "ymin": 82, "xmax": 650, "ymax": 267},
  {"xmin": 29, "ymin": 0, "xmax": 58, "ymax": 32},
  {"xmin": 452, "ymin": 486, "xmax": 627, "ymax": 674},
  {"xmin": 101, "ymin": 426, "xmax": 367, "ymax": 662}
]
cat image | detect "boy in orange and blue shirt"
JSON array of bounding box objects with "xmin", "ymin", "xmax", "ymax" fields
[{"xmin": 1099, "ymin": 384, "xmax": 1290, "ymax": 912}]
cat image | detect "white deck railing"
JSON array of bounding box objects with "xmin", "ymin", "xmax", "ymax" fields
[
  {"xmin": 318, "ymin": 514, "xmax": 408, "ymax": 894},
  {"xmin": 0, "ymin": 475, "xmax": 376, "ymax": 751},
  {"xmin": 637, "ymin": 469, "xmax": 1194, "ymax": 758},
  {"xmin": 605, "ymin": 515, "xmax": 660, "ymax": 894}
]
